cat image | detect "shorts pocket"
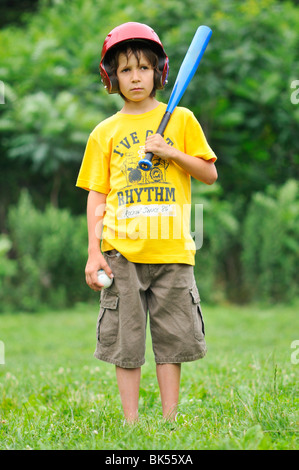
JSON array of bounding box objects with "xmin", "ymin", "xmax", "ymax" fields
[
  {"xmin": 190, "ymin": 284, "xmax": 205, "ymax": 340},
  {"xmin": 97, "ymin": 290, "xmax": 119, "ymax": 346}
]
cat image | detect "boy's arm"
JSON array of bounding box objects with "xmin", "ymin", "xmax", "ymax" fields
[
  {"xmin": 85, "ymin": 190, "xmax": 113, "ymax": 291},
  {"xmin": 145, "ymin": 134, "xmax": 218, "ymax": 185}
]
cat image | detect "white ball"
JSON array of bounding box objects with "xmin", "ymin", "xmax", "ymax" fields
[{"xmin": 97, "ymin": 269, "xmax": 113, "ymax": 288}]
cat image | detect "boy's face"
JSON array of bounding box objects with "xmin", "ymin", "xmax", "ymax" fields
[{"xmin": 116, "ymin": 50, "xmax": 155, "ymax": 103}]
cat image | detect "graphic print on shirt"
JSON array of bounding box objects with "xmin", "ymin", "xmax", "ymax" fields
[
  {"xmin": 121, "ymin": 147, "xmax": 169, "ymax": 186},
  {"xmin": 112, "ymin": 130, "xmax": 177, "ymax": 220}
]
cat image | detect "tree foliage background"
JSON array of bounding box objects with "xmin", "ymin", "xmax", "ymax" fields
[{"xmin": 0, "ymin": 0, "xmax": 298, "ymax": 309}]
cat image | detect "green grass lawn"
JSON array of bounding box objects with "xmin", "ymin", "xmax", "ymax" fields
[{"xmin": 0, "ymin": 300, "xmax": 298, "ymax": 450}]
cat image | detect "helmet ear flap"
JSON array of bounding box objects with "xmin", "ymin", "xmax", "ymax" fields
[
  {"xmin": 100, "ymin": 62, "xmax": 120, "ymax": 94},
  {"xmin": 155, "ymin": 56, "xmax": 169, "ymax": 90}
]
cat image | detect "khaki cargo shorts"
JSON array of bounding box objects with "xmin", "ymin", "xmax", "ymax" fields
[{"xmin": 94, "ymin": 250, "xmax": 207, "ymax": 368}]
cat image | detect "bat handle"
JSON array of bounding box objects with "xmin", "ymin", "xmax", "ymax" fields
[
  {"xmin": 139, "ymin": 151, "xmax": 154, "ymax": 171},
  {"xmin": 138, "ymin": 111, "xmax": 172, "ymax": 171}
]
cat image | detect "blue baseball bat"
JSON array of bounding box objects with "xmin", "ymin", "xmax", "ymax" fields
[{"xmin": 138, "ymin": 25, "xmax": 212, "ymax": 171}]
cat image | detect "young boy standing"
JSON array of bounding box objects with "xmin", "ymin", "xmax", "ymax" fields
[{"xmin": 76, "ymin": 22, "xmax": 217, "ymax": 423}]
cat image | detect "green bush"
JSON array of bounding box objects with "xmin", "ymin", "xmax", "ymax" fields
[
  {"xmin": 242, "ymin": 180, "xmax": 299, "ymax": 302},
  {"xmin": 1, "ymin": 191, "xmax": 93, "ymax": 311},
  {"xmin": 192, "ymin": 182, "xmax": 240, "ymax": 303},
  {"xmin": 0, "ymin": 234, "xmax": 17, "ymax": 307},
  {"xmin": 1, "ymin": 181, "xmax": 298, "ymax": 312},
  {"xmin": 193, "ymin": 179, "xmax": 299, "ymax": 304}
]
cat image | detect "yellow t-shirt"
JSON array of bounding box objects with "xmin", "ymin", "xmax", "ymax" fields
[{"xmin": 76, "ymin": 102, "xmax": 216, "ymax": 265}]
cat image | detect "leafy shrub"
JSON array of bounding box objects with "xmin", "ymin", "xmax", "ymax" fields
[
  {"xmin": 242, "ymin": 180, "xmax": 299, "ymax": 302},
  {"xmin": 1, "ymin": 191, "xmax": 93, "ymax": 311},
  {"xmin": 192, "ymin": 182, "xmax": 240, "ymax": 303},
  {"xmin": 0, "ymin": 235, "xmax": 17, "ymax": 308},
  {"xmin": 1, "ymin": 181, "xmax": 298, "ymax": 311},
  {"xmin": 0, "ymin": 235, "xmax": 16, "ymax": 278}
]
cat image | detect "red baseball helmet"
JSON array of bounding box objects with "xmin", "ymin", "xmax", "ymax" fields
[{"xmin": 100, "ymin": 22, "xmax": 169, "ymax": 94}]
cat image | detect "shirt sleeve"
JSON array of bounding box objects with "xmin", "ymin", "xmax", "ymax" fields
[
  {"xmin": 76, "ymin": 132, "xmax": 110, "ymax": 194},
  {"xmin": 185, "ymin": 111, "xmax": 217, "ymax": 162}
]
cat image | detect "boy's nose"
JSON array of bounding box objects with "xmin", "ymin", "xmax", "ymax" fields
[{"xmin": 131, "ymin": 70, "xmax": 140, "ymax": 81}]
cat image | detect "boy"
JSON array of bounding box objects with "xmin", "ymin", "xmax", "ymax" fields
[{"xmin": 76, "ymin": 22, "xmax": 217, "ymax": 423}]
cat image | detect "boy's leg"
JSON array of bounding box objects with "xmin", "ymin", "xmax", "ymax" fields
[
  {"xmin": 116, "ymin": 366, "xmax": 141, "ymax": 423},
  {"xmin": 156, "ymin": 363, "xmax": 181, "ymax": 421}
]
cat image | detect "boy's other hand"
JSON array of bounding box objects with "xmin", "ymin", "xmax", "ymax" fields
[{"xmin": 85, "ymin": 250, "xmax": 113, "ymax": 291}]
